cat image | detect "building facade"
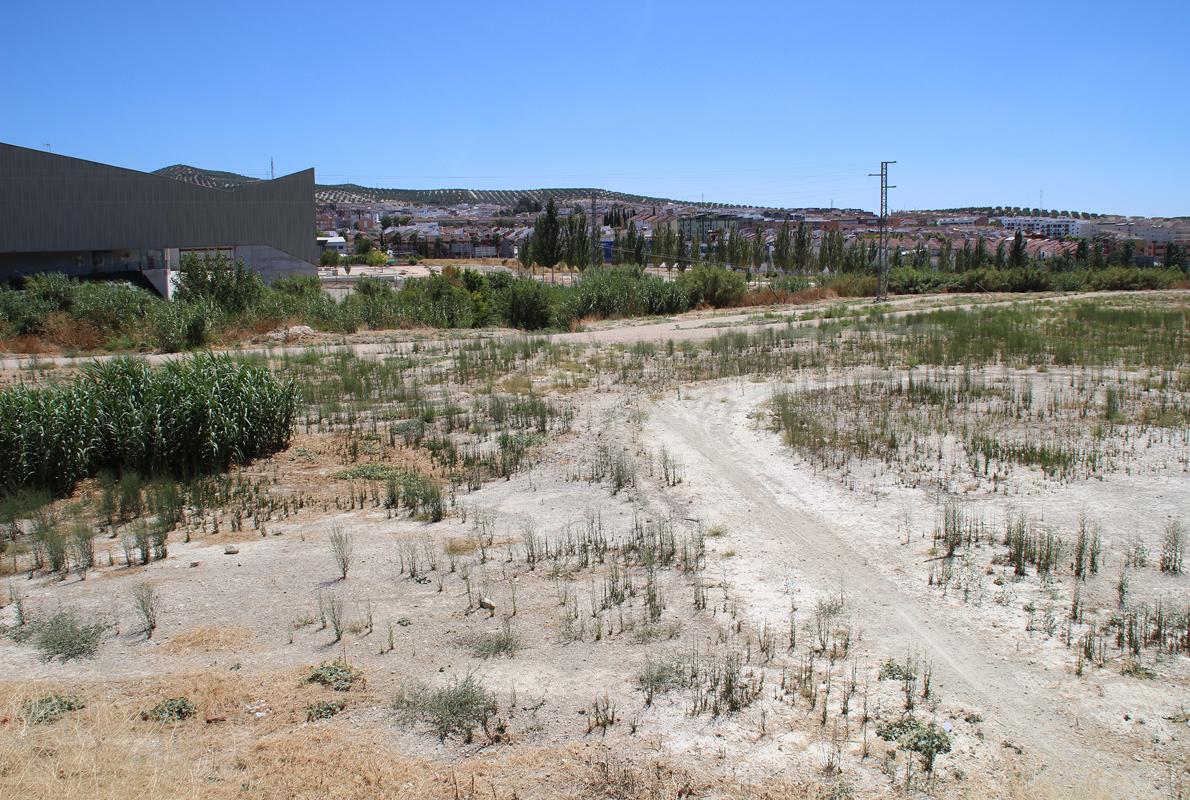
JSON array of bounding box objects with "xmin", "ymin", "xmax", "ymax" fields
[
  {"xmin": 996, "ymin": 216, "xmax": 1091, "ymax": 238},
  {"xmin": 0, "ymin": 143, "xmax": 317, "ymax": 289}
]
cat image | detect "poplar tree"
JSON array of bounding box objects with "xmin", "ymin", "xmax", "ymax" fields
[
  {"xmin": 793, "ymin": 221, "xmax": 812, "ymax": 271},
  {"xmin": 751, "ymin": 229, "xmax": 766, "ymax": 270},
  {"xmin": 937, "ymin": 238, "xmax": 953, "ymax": 272},
  {"xmin": 1009, "ymin": 231, "xmax": 1027, "ymax": 268},
  {"xmin": 774, "ymin": 222, "xmax": 792, "ymax": 272},
  {"xmin": 974, "ymin": 236, "xmax": 987, "ymax": 267},
  {"xmin": 532, "ymin": 197, "xmax": 562, "ymax": 268}
]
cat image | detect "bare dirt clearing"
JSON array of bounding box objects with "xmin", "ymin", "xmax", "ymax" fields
[
  {"xmin": 1, "ymin": 292, "xmax": 1187, "ymax": 799},
  {"xmin": 647, "ymin": 380, "xmax": 1187, "ymax": 792}
]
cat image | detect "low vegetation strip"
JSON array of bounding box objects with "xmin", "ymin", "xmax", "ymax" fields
[
  {"xmin": 0, "ymin": 353, "xmax": 298, "ymax": 495},
  {"xmin": 2, "ymin": 253, "xmax": 1183, "ymax": 355}
]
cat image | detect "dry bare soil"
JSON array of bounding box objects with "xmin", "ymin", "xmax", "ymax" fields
[{"xmin": 1, "ymin": 291, "xmax": 1188, "ymax": 799}]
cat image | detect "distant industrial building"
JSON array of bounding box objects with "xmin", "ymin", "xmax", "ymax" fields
[
  {"xmin": 0, "ymin": 142, "xmax": 317, "ymax": 292},
  {"xmin": 661, "ymin": 213, "xmax": 740, "ymax": 243},
  {"xmin": 316, "ymin": 235, "xmax": 348, "ymax": 256}
]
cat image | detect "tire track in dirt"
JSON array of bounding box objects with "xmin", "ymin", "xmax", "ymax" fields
[{"xmin": 647, "ymin": 385, "xmax": 1154, "ymax": 793}]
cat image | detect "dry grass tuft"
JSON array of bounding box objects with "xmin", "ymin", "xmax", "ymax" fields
[
  {"xmin": 40, "ymin": 312, "xmax": 106, "ymax": 351},
  {"xmin": 445, "ymin": 537, "xmax": 479, "ymax": 556},
  {"xmin": 739, "ymin": 286, "xmax": 839, "ymax": 307},
  {"xmin": 0, "ymin": 696, "xmax": 215, "ymax": 800},
  {"xmin": 162, "ymin": 625, "xmax": 254, "ymax": 654}
]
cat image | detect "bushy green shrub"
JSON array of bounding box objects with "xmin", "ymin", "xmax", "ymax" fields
[
  {"xmin": 1081, "ymin": 266, "xmax": 1184, "ymax": 291},
  {"xmin": 947, "ymin": 267, "xmax": 1052, "ymax": 293},
  {"xmin": 886, "ymin": 267, "xmax": 951, "ymax": 295},
  {"xmin": 173, "ymin": 253, "xmax": 264, "ymax": 313},
  {"xmin": 877, "ymin": 658, "xmax": 912, "ymax": 680},
  {"xmin": 393, "ymin": 673, "xmax": 497, "ymax": 742},
  {"xmin": 141, "ymin": 697, "xmax": 196, "ymax": 722},
  {"xmin": 876, "ymin": 716, "xmax": 952, "ymax": 773},
  {"xmin": 149, "ymin": 298, "xmax": 219, "ymax": 352},
  {"xmin": 676, "ymin": 266, "xmax": 747, "ymax": 308},
  {"xmin": 0, "ymin": 275, "xmax": 157, "ymax": 341},
  {"xmin": 21, "ymin": 693, "xmax": 86, "ymax": 724},
  {"xmin": 23, "ymin": 610, "xmax": 108, "ymax": 661},
  {"xmin": 308, "ymin": 659, "xmax": 362, "ymax": 691},
  {"xmin": 564, "ymin": 266, "xmax": 690, "ymax": 320},
  {"xmin": 395, "ymin": 273, "xmax": 479, "ymax": 328},
  {"xmin": 497, "ymin": 278, "xmax": 555, "ymax": 330},
  {"xmin": 306, "ymin": 700, "xmax": 346, "ymax": 721}
]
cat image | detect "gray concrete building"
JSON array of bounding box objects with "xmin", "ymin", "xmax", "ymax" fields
[{"xmin": 0, "ymin": 143, "xmax": 317, "ymax": 291}]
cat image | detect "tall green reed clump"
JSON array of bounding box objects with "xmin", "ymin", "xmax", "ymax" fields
[{"xmin": 0, "ymin": 353, "xmax": 298, "ymax": 495}]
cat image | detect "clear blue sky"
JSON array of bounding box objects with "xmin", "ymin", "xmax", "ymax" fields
[{"xmin": 3, "ymin": 1, "xmax": 1187, "ymax": 216}]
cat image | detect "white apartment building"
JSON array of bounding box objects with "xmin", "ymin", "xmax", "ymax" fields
[{"xmin": 996, "ymin": 216, "xmax": 1092, "ymax": 238}]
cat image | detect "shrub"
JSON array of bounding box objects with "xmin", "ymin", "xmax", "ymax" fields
[
  {"xmin": 28, "ymin": 610, "xmax": 108, "ymax": 661},
  {"xmin": 393, "ymin": 673, "xmax": 497, "ymax": 742},
  {"xmin": 886, "ymin": 267, "xmax": 951, "ymax": 295},
  {"xmin": 638, "ymin": 656, "xmax": 686, "ymax": 705},
  {"xmin": 877, "ymin": 716, "xmax": 952, "ymax": 773},
  {"xmin": 769, "ymin": 274, "xmax": 814, "ymax": 293},
  {"xmin": 877, "ymin": 658, "xmax": 911, "ymax": 680},
  {"xmin": 821, "ymin": 273, "xmax": 878, "ymax": 297},
  {"xmin": 130, "ymin": 582, "xmax": 160, "ymax": 639},
  {"xmin": 308, "ymin": 659, "xmax": 362, "ymax": 691},
  {"xmin": 334, "ymin": 463, "xmax": 407, "ymax": 481},
  {"xmin": 1161, "ymin": 520, "xmax": 1185, "ymax": 575},
  {"xmin": 141, "ymin": 697, "xmax": 195, "ymax": 722},
  {"xmin": 677, "ymin": 266, "xmax": 747, "ymax": 308},
  {"xmin": 497, "ymin": 278, "xmax": 554, "ymax": 330},
  {"xmin": 21, "ymin": 693, "xmax": 85, "ymax": 724},
  {"xmin": 1082, "ymin": 266, "xmax": 1183, "ymax": 291},
  {"xmin": 564, "ymin": 266, "xmax": 689, "ymax": 320},
  {"xmin": 31, "ymin": 512, "xmax": 67, "ymax": 575},
  {"xmin": 173, "ymin": 253, "xmax": 264, "ymax": 314},
  {"xmin": 0, "ymin": 276, "xmax": 161, "ymax": 346},
  {"xmin": 75, "ymin": 281, "xmax": 156, "ymax": 327},
  {"xmin": 469, "ymin": 620, "xmax": 521, "ymax": 658},
  {"xmin": 306, "ymin": 700, "xmax": 346, "ymax": 721},
  {"xmin": 69, "ymin": 521, "xmax": 95, "ymax": 577},
  {"xmin": 329, "ymin": 527, "xmax": 354, "ymax": 580},
  {"xmin": 148, "ymin": 299, "xmax": 218, "ymax": 352},
  {"xmin": 390, "ymin": 273, "xmax": 478, "ymax": 328}
]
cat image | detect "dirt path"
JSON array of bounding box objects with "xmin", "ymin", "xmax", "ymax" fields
[{"xmin": 645, "ymin": 383, "xmax": 1162, "ymax": 795}]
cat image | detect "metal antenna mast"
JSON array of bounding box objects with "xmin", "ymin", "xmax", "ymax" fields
[{"xmin": 869, "ymin": 160, "xmax": 896, "ymax": 300}]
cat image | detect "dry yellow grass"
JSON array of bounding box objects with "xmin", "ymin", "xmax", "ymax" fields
[
  {"xmin": 2, "ymin": 666, "xmax": 1166, "ymax": 800},
  {"xmin": 0, "ymin": 671, "xmax": 833, "ymax": 800},
  {"xmin": 162, "ymin": 625, "xmax": 254, "ymax": 655},
  {"xmin": 444, "ymin": 537, "xmax": 479, "ymax": 556}
]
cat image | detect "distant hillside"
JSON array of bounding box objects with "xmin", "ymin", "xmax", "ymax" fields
[
  {"xmin": 154, "ymin": 165, "xmax": 261, "ymax": 191},
  {"xmin": 315, "ymin": 184, "xmax": 692, "ymax": 207},
  {"xmin": 154, "ymin": 165, "xmax": 702, "ymax": 207}
]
